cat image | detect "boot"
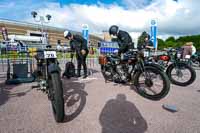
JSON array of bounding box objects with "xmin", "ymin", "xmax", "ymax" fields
[
  {"xmin": 83, "ymin": 75, "xmax": 87, "ymax": 79},
  {"xmin": 76, "ymin": 70, "xmax": 81, "ymax": 78}
]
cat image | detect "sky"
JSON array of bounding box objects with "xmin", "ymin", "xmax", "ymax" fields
[{"xmin": 0, "ymin": 0, "xmax": 200, "ymax": 40}]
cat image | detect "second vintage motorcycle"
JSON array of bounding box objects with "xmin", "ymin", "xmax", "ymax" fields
[{"xmin": 99, "ymin": 50, "xmax": 170, "ymax": 101}]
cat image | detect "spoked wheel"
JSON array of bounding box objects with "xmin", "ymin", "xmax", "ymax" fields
[
  {"xmin": 64, "ymin": 89, "xmax": 86, "ymax": 122},
  {"xmin": 134, "ymin": 66, "xmax": 170, "ymax": 100},
  {"xmin": 191, "ymin": 60, "xmax": 200, "ymax": 67},
  {"xmin": 166, "ymin": 63, "xmax": 196, "ymax": 86},
  {"xmin": 49, "ymin": 72, "xmax": 65, "ymax": 122}
]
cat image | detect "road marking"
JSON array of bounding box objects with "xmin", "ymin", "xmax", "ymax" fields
[{"xmin": 73, "ymin": 77, "xmax": 98, "ymax": 83}]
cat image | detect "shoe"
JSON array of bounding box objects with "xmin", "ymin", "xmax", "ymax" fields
[
  {"xmin": 76, "ymin": 74, "xmax": 81, "ymax": 78},
  {"xmin": 83, "ymin": 75, "xmax": 87, "ymax": 79}
]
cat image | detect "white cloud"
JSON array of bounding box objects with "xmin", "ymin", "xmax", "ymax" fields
[{"xmin": 24, "ymin": 0, "xmax": 200, "ymax": 40}]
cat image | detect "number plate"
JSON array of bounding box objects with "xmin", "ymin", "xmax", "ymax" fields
[
  {"xmin": 144, "ymin": 51, "xmax": 149, "ymax": 57},
  {"xmin": 177, "ymin": 53, "xmax": 181, "ymax": 58},
  {"xmin": 44, "ymin": 51, "xmax": 57, "ymax": 58},
  {"xmin": 185, "ymin": 55, "xmax": 191, "ymax": 59}
]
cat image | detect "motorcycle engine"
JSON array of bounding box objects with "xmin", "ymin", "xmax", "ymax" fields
[{"xmin": 116, "ymin": 64, "xmax": 128, "ymax": 82}]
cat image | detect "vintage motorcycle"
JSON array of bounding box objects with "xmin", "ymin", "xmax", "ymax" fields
[
  {"xmin": 33, "ymin": 48, "xmax": 64, "ymax": 122},
  {"xmin": 153, "ymin": 48, "xmax": 196, "ymax": 86},
  {"xmin": 189, "ymin": 52, "xmax": 200, "ymax": 67},
  {"xmin": 99, "ymin": 50, "xmax": 170, "ymax": 101}
]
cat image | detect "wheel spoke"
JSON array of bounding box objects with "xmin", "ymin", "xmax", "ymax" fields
[{"xmin": 145, "ymin": 87, "xmax": 158, "ymax": 95}]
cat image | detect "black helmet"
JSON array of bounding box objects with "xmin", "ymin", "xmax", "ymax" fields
[
  {"xmin": 109, "ymin": 25, "xmax": 119, "ymax": 36},
  {"xmin": 145, "ymin": 34, "xmax": 151, "ymax": 40}
]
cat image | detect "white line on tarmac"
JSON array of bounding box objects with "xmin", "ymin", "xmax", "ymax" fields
[{"xmin": 72, "ymin": 77, "xmax": 98, "ymax": 83}]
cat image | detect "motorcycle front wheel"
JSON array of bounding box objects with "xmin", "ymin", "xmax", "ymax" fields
[
  {"xmin": 134, "ymin": 66, "xmax": 170, "ymax": 101},
  {"xmin": 49, "ymin": 72, "xmax": 65, "ymax": 122},
  {"xmin": 166, "ymin": 63, "xmax": 196, "ymax": 86}
]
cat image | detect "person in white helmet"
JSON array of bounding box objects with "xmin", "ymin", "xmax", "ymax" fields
[{"xmin": 64, "ymin": 30, "xmax": 89, "ymax": 78}]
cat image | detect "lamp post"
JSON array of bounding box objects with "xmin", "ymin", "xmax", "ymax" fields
[{"xmin": 31, "ymin": 11, "xmax": 51, "ymax": 48}]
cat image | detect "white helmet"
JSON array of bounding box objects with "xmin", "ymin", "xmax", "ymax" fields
[{"xmin": 64, "ymin": 30, "xmax": 72, "ymax": 38}]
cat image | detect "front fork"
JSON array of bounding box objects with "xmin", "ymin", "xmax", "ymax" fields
[{"xmin": 138, "ymin": 60, "xmax": 149, "ymax": 79}]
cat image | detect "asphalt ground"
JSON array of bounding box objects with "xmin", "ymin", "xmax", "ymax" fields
[{"xmin": 0, "ymin": 67, "xmax": 200, "ymax": 133}]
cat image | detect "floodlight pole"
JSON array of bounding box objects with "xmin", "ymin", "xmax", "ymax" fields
[{"xmin": 31, "ymin": 11, "xmax": 51, "ymax": 48}]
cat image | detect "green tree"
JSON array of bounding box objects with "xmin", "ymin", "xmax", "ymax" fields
[
  {"xmin": 157, "ymin": 38, "xmax": 165, "ymax": 50},
  {"xmin": 165, "ymin": 41, "xmax": 176, "ymax": 48},
  {"xmin": 165, "ymin": 36, "xmax": 176, "ymax": 42}
]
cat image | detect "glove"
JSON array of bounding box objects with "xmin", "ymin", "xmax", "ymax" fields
[
  {"xmin": 81, "ymin": 50, "xmax": 86, "ymax": 55},
  {"xmin": 113, "ymin": 49, "xmax": 119, "ymax": 54}
]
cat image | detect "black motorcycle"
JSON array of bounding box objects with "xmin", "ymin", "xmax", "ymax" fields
[
  {"xmin": 154, "ymin": 48, "xmax": 196, "ymax": 86},
  {"xmin": 189, "ymin": 52, "xmax": 200, "ymax": 67},
  {"xmin": 33, "ymin": 48, "xmax": 64, "ymax": 122},
  {"xmin": 99, "ymin": 50, "xmax": 170, "ymax": 101}
]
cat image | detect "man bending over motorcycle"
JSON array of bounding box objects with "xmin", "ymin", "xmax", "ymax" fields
[{"xmin": 109, "ymin": 25, "xmax": 134, "ymax": 55}]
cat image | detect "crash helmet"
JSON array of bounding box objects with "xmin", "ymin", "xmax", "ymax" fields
[
  {"xmin": 64, "ymin": 30, "xmax": 72, "ymax": 39},
  {"xmin": 109, "ymin": 25, "xmax": 119, "ymax": 36}
]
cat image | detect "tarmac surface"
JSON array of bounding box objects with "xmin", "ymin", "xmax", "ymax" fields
[{"xmin": 0, "ymin": 67, "xmax": 200, "ymax": 133}]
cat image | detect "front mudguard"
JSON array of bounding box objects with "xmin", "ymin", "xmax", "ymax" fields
[
  {"xmin": 144, "ymin": 62, "xmax": 165, "ymax": 72},
  {"xmin": 166, "ymin": 62, "xmax": 188, "ymax": 74},
  {"xmin": 48, "ymin": 63, "xmax": 61, "ymax": 74},
  {"xmin": 131, "ymin": 63, "xmax": 164, "ymax": 84}
]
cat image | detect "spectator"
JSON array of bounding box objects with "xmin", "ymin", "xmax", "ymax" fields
[
  {"xmin": 56, "ymin": 40, "xmax": 62, "ymax": 51},
  {"xmin": 182, "ymin": 42, "xmax": 193, "ymax": 58},
  {"xmin": 191, "ymin": 42, "xmax": 196, "ymax": 55},
  {"xmin": 64, "ymin": 30, "xmax": 89, "ymax": 78}
]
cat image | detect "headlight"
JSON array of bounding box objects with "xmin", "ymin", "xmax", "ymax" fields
[{"xmin": 177, "ymin": 53, "xmax": 181, "ymax": 58}]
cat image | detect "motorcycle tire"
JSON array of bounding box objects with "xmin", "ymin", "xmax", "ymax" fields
[
  {"xmin": 166, "ymin": 63, "xmax": 196, "ymax": 86},
  {"xmin": 134, "ymin": 66, "xmax": 170, "ymax": 101},
  {"xmin": 50, "ymin": 72, "xmax": 65, "ymax": 122}
]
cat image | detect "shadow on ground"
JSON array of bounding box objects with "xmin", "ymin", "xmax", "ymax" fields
[
  {"xmin": 62, "ymin": 78, "xmax": 88, "ymax": 122},
  {"xmin": 99, "ymin": 94, "xmax": 148, "ymax": 133},
  {"xmin": 0, "ymin": 82, "xmax": 32, "ymax": 107}
]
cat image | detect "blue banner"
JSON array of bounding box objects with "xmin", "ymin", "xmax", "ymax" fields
[
  {"xmin": 59, "ymin": 0, "xmax": 64, "ymax": 8},
  {"xmin": 150, "ymin": 20, "xmax": 157, "ymax": 49},
  {"xmin": 82, "ymin": 24, "xmax": 89, "ymax": 45}
]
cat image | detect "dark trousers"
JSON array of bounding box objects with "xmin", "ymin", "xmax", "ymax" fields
[{"xmin": 76, "ymin": 53, "xmax": 88, "ymax": 76}]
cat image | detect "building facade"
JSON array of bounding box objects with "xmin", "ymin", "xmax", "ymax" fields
[{"xmin": 0, "ymin": 19, "xmax": 102, "ymax": 47}]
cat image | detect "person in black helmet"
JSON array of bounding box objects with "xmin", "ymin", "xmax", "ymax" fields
[
  {"xmin": 64, "ymin": 30, "xmax": 89, "ymax": 78},
  {"xmin": 138, "ymin": 34, "xmax": 154, "ymax": 51},
  {"xmin": 109, "ymin": 25, "xmax": 134, "ymax": 54},
  {"xmin": 143, "ymin": 34, "xmax": 154, "ymax": 49}
]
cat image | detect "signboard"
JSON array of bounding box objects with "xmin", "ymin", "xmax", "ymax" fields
[
  {"xmin": 100, "ymin": 41, "xmax": 119, "ymax": 54},
  {"xmin": 150, "ymin": 20, "xmax": 157, "ymax": 50},
  {"xmin": 6, "ymin": 45, "xmax": 18, "ymax": 51},
  {"xmin": 6, "ymin": 44, "xmax": 28, "ymax": 52},
  {"xmin": 82, "ymin": 24, "xmax": 89, "ymax": 45}
]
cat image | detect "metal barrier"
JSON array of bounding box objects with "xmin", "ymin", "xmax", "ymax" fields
[
  {"xmin": 0, "ymin": 47, "xmax": 100, "ymax": 81},
  {"xmin": 1, "ymin": 43, "xmax": 169, "ymax": 81}
]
